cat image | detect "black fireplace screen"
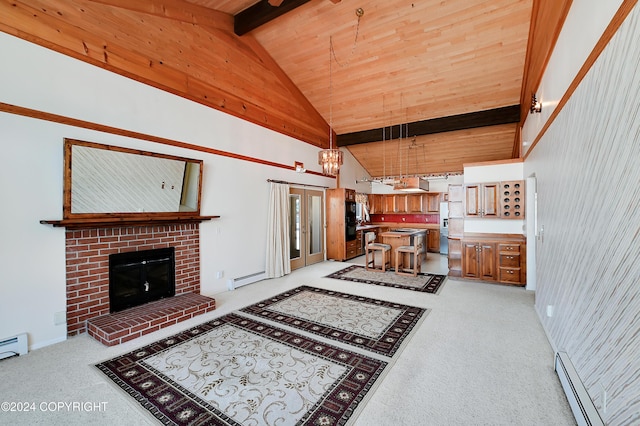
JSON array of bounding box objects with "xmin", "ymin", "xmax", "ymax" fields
[{"xmin": 109, "ymin": 247, "xmax": 175, "ymax": 313}]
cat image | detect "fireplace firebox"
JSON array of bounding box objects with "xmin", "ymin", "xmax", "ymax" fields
[{"xmin": 109, "ymin": 247, "xmax": 175, "ymax": 313}]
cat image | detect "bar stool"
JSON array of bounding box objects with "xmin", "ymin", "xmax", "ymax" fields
[
  {"xmin": 395, "ymin": 234, "xmax": 425, "ymax": 277},
  {"xmin": 365, "ymin": 232, "xmax": 391, "ymax": 272}
]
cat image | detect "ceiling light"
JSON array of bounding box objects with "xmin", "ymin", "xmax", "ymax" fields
[{"xmin": 318, "ymin": 36, "xmax": 343, "ymax": 176}]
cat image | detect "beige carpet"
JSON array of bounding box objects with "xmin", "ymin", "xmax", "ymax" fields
[{"xmin": 0, "ymin": 259, "xmax": 576, "ymax": 425}]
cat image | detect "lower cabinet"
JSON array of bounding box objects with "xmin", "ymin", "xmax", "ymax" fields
[
  {"xmin": 427, "ymin": 229, "xmax": 440, "ymax": 252},
  {"xmin": 461, "ymin": 234, "xmax": 526, "ymax": 286},
  {"xmin": 462, "ymin": 241, "xmax": 496, "ymax": 281}
]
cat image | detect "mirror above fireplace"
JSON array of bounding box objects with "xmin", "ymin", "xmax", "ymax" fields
[{"xmin": 63, "ymin": 138, "xmax": 203, "ymax": 219}]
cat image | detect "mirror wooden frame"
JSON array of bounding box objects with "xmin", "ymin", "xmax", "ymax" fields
[{"xmin": 63, "ymin": 138, "xmax": 204, "ymax": 220}]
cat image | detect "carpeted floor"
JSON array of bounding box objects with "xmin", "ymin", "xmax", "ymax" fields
[
  {"xmin": 0, "ymin": 258, "xmax": 576, "ymax": 426},
  {"xmin": 95, "ymin": 286, "xmax": 428, "ymax": 425},
  {"xmin": 325, "ymin": 265, "xmax": 446, "ymax": 293}
]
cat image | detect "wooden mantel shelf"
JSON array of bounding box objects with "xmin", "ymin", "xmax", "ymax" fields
[{"xmin": 40, "ymin": 215, "xmax": 220, "ymax": 229}]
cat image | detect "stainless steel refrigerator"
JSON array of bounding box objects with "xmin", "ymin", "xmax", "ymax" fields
[{"xmin": 439, "ymin": 202, "xmax": 449, "ymax": 254}]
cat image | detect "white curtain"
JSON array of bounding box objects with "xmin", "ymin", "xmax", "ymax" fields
[{"xmin": 265, "ymin": 182, "xmax": 291, "ymax": 278}]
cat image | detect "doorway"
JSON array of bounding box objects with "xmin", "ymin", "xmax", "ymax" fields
[{"xmin": 289, "ymin": 188, "xmax": 325, "ymax": 270}]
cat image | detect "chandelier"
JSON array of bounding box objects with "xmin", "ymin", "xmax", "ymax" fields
[{"xmin": 318, "ymin": 35, "xmax": 343, "ymax": 176}]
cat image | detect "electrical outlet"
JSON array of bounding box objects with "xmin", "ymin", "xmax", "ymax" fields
[
  {"xmin": 546, "ymin": 305, "xmax": 554, "ymax": 317},
  {"xmin": 216, "ymin": 271, "xmax": 224, "ymax": 279}
]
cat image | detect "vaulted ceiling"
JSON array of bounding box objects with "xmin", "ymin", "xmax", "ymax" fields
[
  {"xmin": 191, "ymin": 0, "xmax": 534, "ymax": 177},
  {"xmin": 0, "ymin": 0, "xmax": 570, "ymax": 178}
]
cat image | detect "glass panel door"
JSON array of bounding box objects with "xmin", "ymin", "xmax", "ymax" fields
[{"xmin": 290, "ymin": 188, "xmax": 324, "ymax": 270}]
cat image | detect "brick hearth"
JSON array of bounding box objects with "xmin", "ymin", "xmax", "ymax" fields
[
  {"xmin": 65, "ymin": 223, "xmax": 215, "ymax": 344},
  {"xmin": 87, "ymin": 292, "xmax": 216, "ymax": 346}
]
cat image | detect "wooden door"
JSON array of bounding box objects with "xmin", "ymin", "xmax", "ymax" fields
[
  {"xmin": 368, "ymin": 194, "xmax": 383, "ymax": 214},
  {"xmin": 290, "ymin": 188, "xmax": 325, "ymax": 270},
  {"xmin": 383, "ymin": 195, "xmax": 396, "ymax": 213},
  {"xmin": 478, "ymin": 242, "xmax": 497, "ymax": 279},
  {"xmin": 427, "ymin": 229, "xmax": 440, "ymax": 252},
  {"xmin": 407, "ymin": 194, "xmax": 423, "ymax": 213},
  {"xmin": 481, "ymin": 184, "xmax": 500, "ymax": 217},
  {"xmin": 464, "ymin": 185, "xmax": 481, "ymax": 217},
  {"xmin": 462, "ymin": 241, "xmax": 479, "ymax": 278},
  {"xmin": 426, "ymin": 193, "xmax": 440, "ymax": 212}
]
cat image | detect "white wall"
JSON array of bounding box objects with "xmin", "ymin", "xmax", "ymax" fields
[
  {"xmin": 521, "ymin": 0, "xmax": 624, "ymax": 153},
  {"xmin": 0, "ymin": 32, "xmax": 342, "ymax": 350},
  {"xmin": 463, "ymin": 161, "xmax": 525, "ymax": 234},
  {"xmin": 522, "ymin": 2, "xmax": 640, "ymax": 424}
]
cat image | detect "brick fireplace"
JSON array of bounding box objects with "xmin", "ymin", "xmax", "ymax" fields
[{"xmin": 65, "ymin": 223, "xmax": 216, "ymax": 345}]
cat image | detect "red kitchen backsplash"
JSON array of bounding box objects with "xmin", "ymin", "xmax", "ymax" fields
[{"xmin": 369, "ymin": 213, "xmax": 439, "ymax": 224}]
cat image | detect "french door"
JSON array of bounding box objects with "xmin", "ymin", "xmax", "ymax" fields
[{"xmin": 289, "ymin": 188, "xmax": 325, "ymax": 270}]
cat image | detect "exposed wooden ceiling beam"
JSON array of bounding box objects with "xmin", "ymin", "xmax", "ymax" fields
[
  {"xmin": 234, "ymin": 0, "xmax": 312, "ymax": 36},
  {"xmin": 337, "ymin": 105, "xmax": 521, "ymax": 146}
]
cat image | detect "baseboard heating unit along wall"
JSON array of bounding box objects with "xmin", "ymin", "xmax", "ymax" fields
[
  {"xmin": 227, "ymin": 271, "xmax": 266, "ymax": 290},
  {"xmin": 0, "ymin": 333, "xmax": 28, "ymax": 360},
  {"xmin": 555, "ymin": 351, "xmax": 604, "ymax": 426}
]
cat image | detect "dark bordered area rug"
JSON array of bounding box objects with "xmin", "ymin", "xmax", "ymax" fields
[
  {"xmin": 96, "ymin": 312, "xmax": 387, "ymax": 426},
  {"xmin": 96, "ymin": 286, "xmax": 429, "ymax": 425},
  {"xmin": 240, "ymin": 285, "xmax": 427, "ymax": 357},
  {"xmin": 326, "ymin": 265, "xmax": 447, "ymax": 294}
]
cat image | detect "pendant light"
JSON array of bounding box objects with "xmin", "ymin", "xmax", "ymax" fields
[{"xmin": 318, "ymin": 35, "xmax": 343, "ymax": 176}]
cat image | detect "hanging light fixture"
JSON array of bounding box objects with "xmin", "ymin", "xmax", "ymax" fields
[{"xmin": 318, "ymin": 36, "xmax": 343, "ymax": 176}]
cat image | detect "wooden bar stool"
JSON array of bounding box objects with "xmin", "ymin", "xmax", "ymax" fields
[
  {"xmin": 395, "ymin": 234, "xmax": 425, "ymax": 276},
  {"xmin": 365, "ymin": 232, "xmax": 391, "ymax": 272}
]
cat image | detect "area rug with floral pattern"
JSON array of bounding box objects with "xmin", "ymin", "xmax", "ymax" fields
[
  {"xmin": 325, "ymin": 265, "xmax": 447, "ymax": 294},
  {"xmin": 95, "ymin": 286, "xmax": 428, "ymax": 425},
  {"xmin": 239, "ymin": 286, "xmax": 426, "ymax": 357}
]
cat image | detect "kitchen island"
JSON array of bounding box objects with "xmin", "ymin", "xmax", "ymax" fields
[{"xmin": 380, "ymin": 228, "xmax": 427, "ymax": 270}]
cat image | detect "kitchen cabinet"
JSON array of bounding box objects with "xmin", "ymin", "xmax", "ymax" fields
[
  {"xmin": 464, "ymin": 183, "xmax": 499, "ymax": 218},
  {"xmin": 461, "ymin": 234, "xmax": 526, "ymax": 285},
  {"xmin": 326, "ymin": 188, "xmax": 358, "ymax": 261},
  {"xmin": 383, "ymin": 195, "xmax": 396, "ymax": 213},
  {"xmin": 464, "ymin": 181, "xmax": 525, "ymax": 219},
  {"xmin": 427, "ymin": 229, "xmax": 440, "ymax": 252},
  {"xmin": 498, "ymin": 243, "xmax": 525, "ymax": 284},
  {"xmin": 462, "ymin": 240, "xmax": 497, "ymax": 280},
  {"xmin": 500, "ymin": 181, "xmax": 525, "ymax": 219},
  {"xmin": 368, "ymin": 194, "xmax": 383, "ymax": 214},
  {"xmin": 407, "ymin": 194, "xmax": 424, "ymax": 213},
  {"xmin": 395, "ymin": 194, "xmax": 408, "ymax": 213},
  {"xmin": 426, "ymin": 193, "xmax": 441, "ymax": 212}
]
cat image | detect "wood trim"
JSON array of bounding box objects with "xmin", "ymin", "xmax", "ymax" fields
[
  {"xmin": 337, "ymin": 106, "xmax": 520, "ymax": 146},
  {"xmin": 515, "ymin": 0, "xmax": 572, "ymax": 156},
  {"xmin": 40, "ymin": 215, "xmax": 219, "ymax": 229},
  {"xmin": 0, "ymin": 101, "xmax": 331, "ymax": 178},
  {"xmin": 524, "ymin": 0, "xmax": 638, "ymax": 160},
  {"xmin": 463, "ymin": 158, "xmax": 524, "ymax": 168}
]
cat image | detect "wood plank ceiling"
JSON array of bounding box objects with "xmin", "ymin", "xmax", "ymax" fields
[
  {"xmin": 0, "ymin": 0, "xmax": 570, "ymax": 178},
  {"xmin": 189, "ymin": 0, "xmax": 534, "ymax": 177}
]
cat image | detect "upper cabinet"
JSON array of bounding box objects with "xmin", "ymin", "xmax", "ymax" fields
[
  {"xmin": 426, "ymin": 193, "xmax": 441, "ymax": 212},
  {"xmin": 368, "ymin": 193, "xmax": 442, "ymax": 215},
  {"xmin": 407, "ymin": 194, "xmax": 423, "ymax": 213},
  {"xmin": 464, "ymin": 181, "xmax": 524, "ymax": 219},
  {"xmin": 368, "ymin": 194, "xmax": 383, "ymax": 214}
]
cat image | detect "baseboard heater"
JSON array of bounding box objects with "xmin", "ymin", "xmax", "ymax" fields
[
  {"xmin": 555, "ymin": 352, "xmax": 604, "ymax": 426},
  {"xmin": 0, "ymin": 333, "xmax": 28, "ymax": 360},
  {"xmin": 227, "ymin": 271, "xmax": 266, "ymax": 290}
]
